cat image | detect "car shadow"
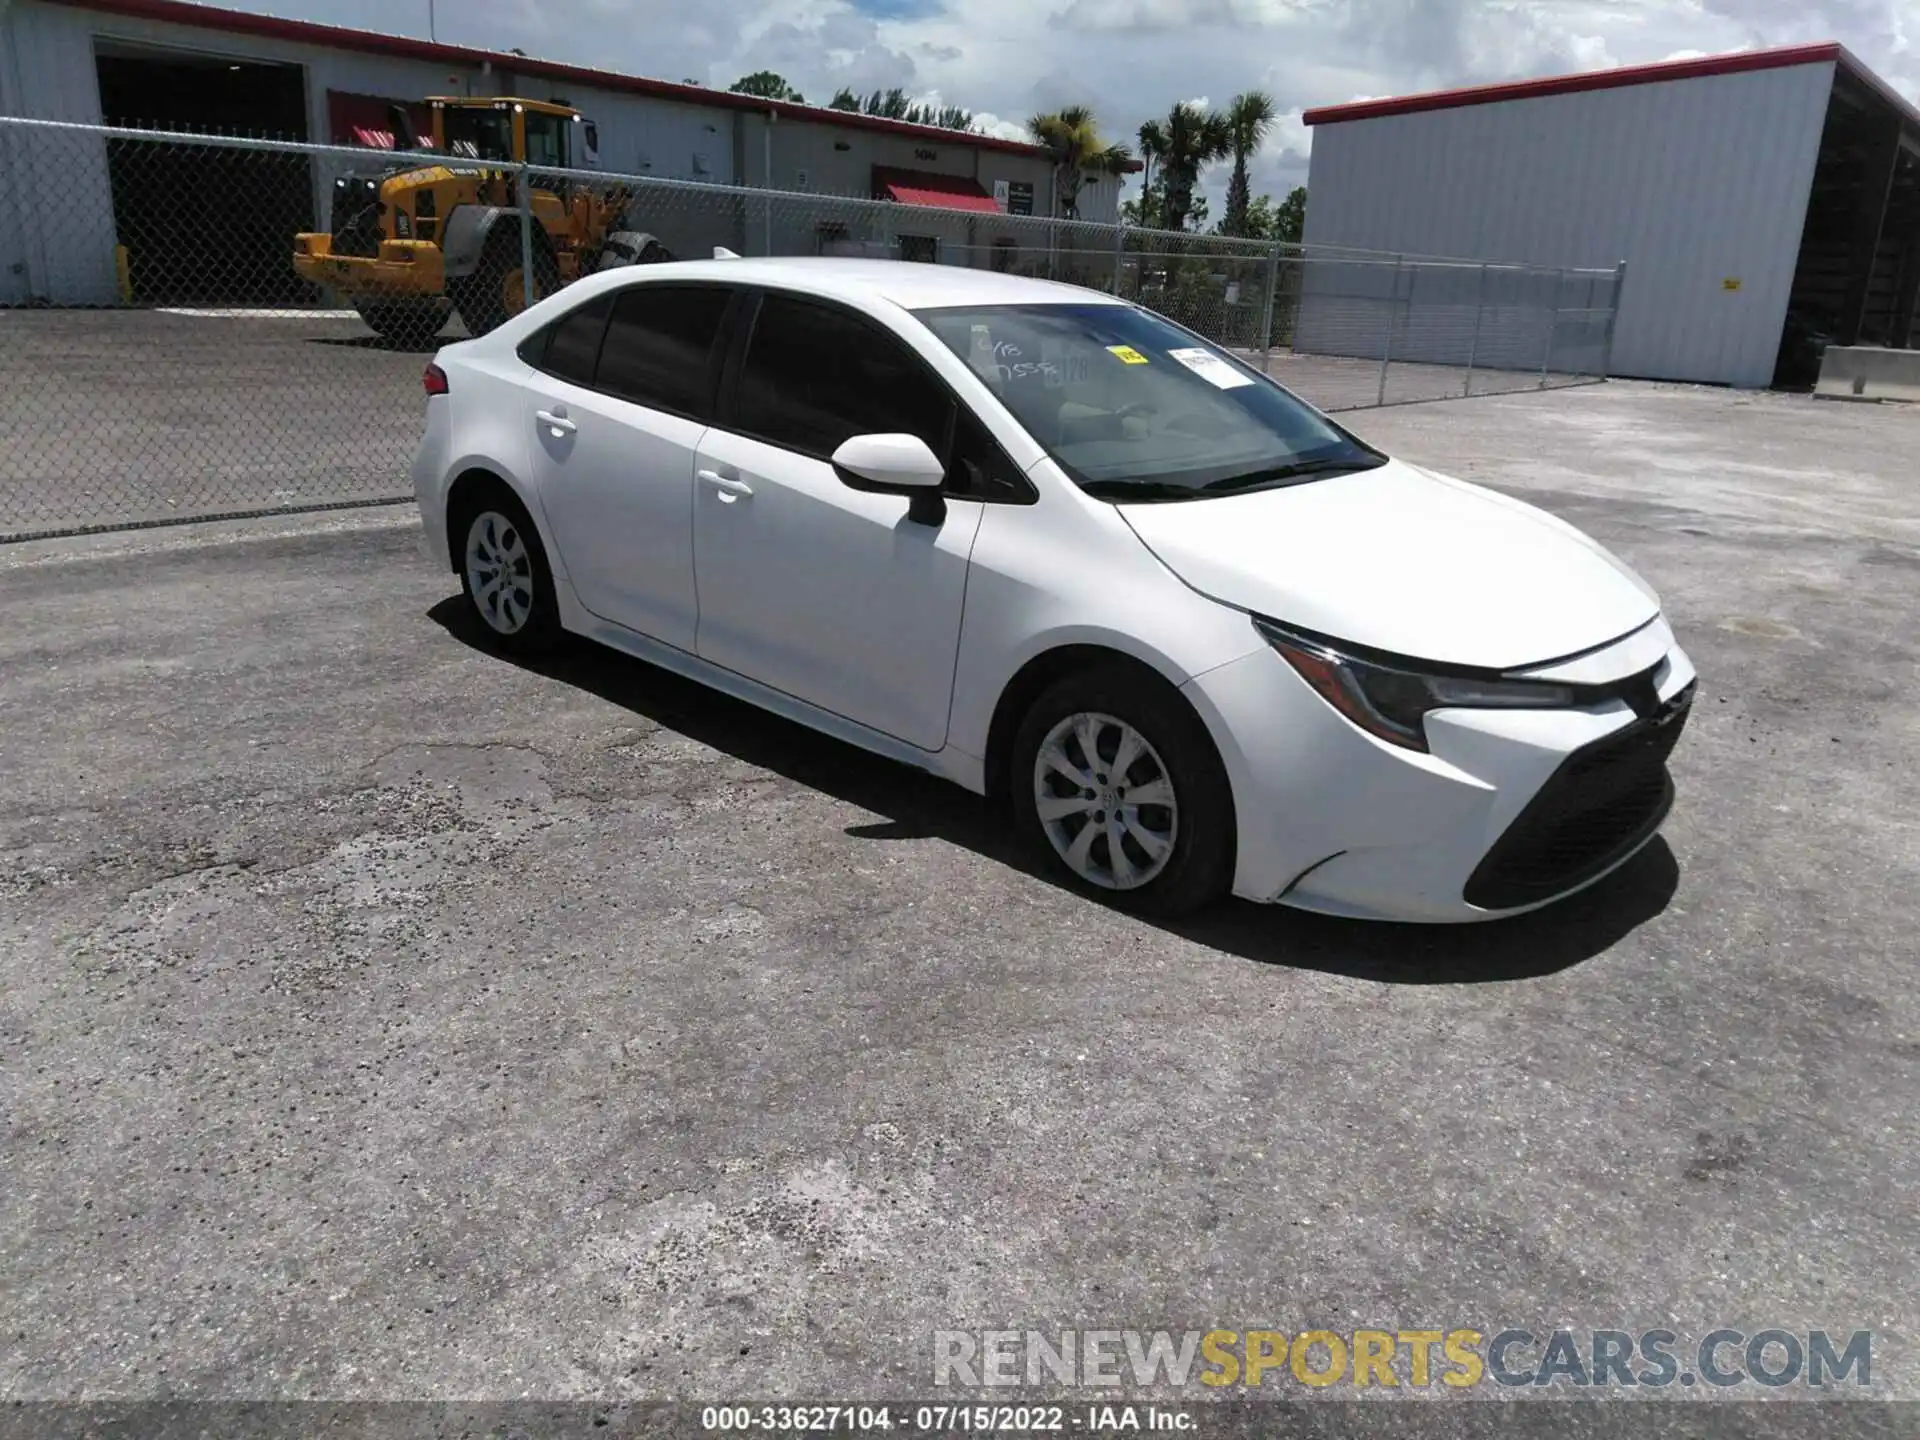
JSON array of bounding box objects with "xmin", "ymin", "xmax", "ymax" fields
[
  {"xmin": 307, "ymin": 333, "xmax": 446, "ymax": 354},
  {"xmin": 427, "ymin": 598, "xmax": 1679, "ymax": 985}
]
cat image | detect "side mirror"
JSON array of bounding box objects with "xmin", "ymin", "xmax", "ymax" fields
[{"xmin": 830, "ymin": 433, "xmax": 947, "ymax": 525}]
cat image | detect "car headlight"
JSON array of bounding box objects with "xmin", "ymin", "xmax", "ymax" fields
[{"xmin": 1255, "ymin": 616, "xmax": 1578, "ymax": 752}]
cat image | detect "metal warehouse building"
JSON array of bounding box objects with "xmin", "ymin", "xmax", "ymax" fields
[
  {"xmin": 1300, "ymin": 44, "xmax": 1920, "ymax": 387},
  {"xmin": 0, "ymin": 0, "xmax": 1111, "ymax": 306}
]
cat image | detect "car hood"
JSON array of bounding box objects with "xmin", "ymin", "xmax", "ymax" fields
[{"xmin": 1116, "ymin": 458, "xmax": 1660, "ymax": 670}]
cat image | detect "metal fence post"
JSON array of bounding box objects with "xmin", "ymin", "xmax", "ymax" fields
[
  {"xmin": 516, "ymin": 164, "xmax": 536, "ymax": 311},
  {"xmin": 1258, "ymin": 239, "xmax": 1283, "ymax": 371},
  {"xmin": 1463, "ymin": 262, "xmax": 1487, "ymax": 398},
  {"xmin": 1599, "ymin": 259, "xmax": 1627, "ymax": 380},
  {"xmin": 1111, "ymin": 223, "xmax": 1126, "ymax": 297},
  {"xmin": 1537, "ymin": 266, "xmax": 1563, "ymax": 389},
  {"xmin": 1377, "ymin": 257, "xmax": 1402, "ymax": 407}
]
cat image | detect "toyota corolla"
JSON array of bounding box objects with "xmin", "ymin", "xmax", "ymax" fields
[{"xmin": 411, "ymin": 257, "xmax": 1695, "ymax": 921}]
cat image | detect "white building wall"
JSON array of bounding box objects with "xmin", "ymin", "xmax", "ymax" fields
[
  {"xmin": 0, "ymin": 0, "xmax": 746, "ymax": 300},
  {"xmin": 1300, "ymin": 61, "xmax": 1835, "ymax": 385},
  {"xmin": 724, "ymin": 109, "xmax": 1074, "ymax": 272},
  {"xmin": 0, "ymin": 0, "xmax": 1073, "ymax": 301}
]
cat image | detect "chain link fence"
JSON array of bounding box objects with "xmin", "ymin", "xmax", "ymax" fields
[{"xmin": 0, "ymin": 116, "xmax": 1621, "ymax": 541}]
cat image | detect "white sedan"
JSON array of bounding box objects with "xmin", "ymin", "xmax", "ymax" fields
[{"xmin": 411, "ymin": 257, "xmax": 1695, "ymax": 922}]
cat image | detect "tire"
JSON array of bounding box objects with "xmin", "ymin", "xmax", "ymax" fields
[
  {"xmin": 1010, "ymin": 663, "xmax": 1235, "ymax": 917},
  {"xmin": 452, "ymin": 483, "xmax": 562, "ymax": 656},
  {"xmin": 595, "ymin": 230, "xmax": 673, "ymax": 271},
  {"xmin": 351, "ymin": 297, "xmax": 450, "ymax": 347},
  {"xmin": 450, "ymin": 227, "xmax": 559, "ymax": 336}
]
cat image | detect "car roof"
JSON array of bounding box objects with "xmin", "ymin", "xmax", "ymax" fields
[{"xmin": 610, "ymin": 256, "xmax": 1130, "ymax": 312}]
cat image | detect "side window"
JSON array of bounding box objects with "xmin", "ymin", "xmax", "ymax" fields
[
  {"xmin": 946, "ymin": 407, "xmax": 1034, "ymax": 503},
  {"xmin": 733, "ymin": 294, "xmax": 954, "ymax": 460},
  {"xmin": 519, "ymin": 292, "xmax": 612, "ymax": 385},
  {"xmin": 595, "ymin": 285, "xmax": 732, "ymax": 420}
]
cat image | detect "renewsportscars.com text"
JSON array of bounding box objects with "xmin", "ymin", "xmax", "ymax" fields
[{"xmin": 932, "ymin": 1327, "xmax": 1872, "ymax": 1389}]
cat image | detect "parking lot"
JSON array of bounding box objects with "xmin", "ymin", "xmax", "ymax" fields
[{"xmin": 2, "ymin": 375, "xmax": 1918, "ymax": 1410}]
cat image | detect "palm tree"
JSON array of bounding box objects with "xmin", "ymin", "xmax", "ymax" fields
[
  {"xmin": 1134, "ymin": 118, "xmax": 1168, "ymax": 229},
  {"xmin": 1221, "ymin": 90, "xmax": 1276, "ymax": 236},
  {"xmin": 1027, "ymin": 106, "xmax": 1132, "ymax": 221},
  {"xmin": 1158, "ymin": 100, "xmax": 1230, "ymax": 233}
]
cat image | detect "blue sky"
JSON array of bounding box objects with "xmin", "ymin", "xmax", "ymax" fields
[{"xmin": 202, "ymin": 0, "xmax": 1919, "ymax": 207}]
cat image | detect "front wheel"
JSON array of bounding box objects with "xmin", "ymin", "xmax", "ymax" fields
[{"xmin": 1009, "ymin": 664, "xmax": 1235, "ymax": 916}]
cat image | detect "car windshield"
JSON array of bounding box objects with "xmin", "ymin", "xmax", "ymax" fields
[
  {"xmin": 443, "ymin": 108, "xmax": 514, "ymax": 162},
  {"xmin": 914, "ymin": 303, "xmax": 1385, "ymax": 500}
]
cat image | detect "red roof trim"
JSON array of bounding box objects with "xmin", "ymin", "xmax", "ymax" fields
[
  {"xmin": 873, "ymin": 166, "xmax": 1004, "ymax": 213},
  {"xmin": 1303, "ymin": 42, "xmax": 1848, "ymax": 126},
  {"xmin": 49, "ymin": 0, "xmax": 1052, "ymax": 158}
]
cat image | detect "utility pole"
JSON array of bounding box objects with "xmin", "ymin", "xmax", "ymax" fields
[{"xmin": 427, "ymin": 0, "xmax": 436, "ymax": 41}]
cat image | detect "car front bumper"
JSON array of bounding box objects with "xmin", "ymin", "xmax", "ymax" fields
[{"xmin": 1181, "ymin": 621, "xmax": 1697, "ymax": 923}]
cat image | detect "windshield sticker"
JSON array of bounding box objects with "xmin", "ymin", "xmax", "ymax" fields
[
  {"xmin": 1106, "ymin": 345, "xmax": 1150, "ymax": 365},
  {"xmin": 1167, "ymin": 347, "xmax": 1253, "ymax": 389}
]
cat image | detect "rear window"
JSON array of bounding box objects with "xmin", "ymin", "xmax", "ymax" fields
[
  {"xmin": 594, "ymin": 285, "xmax": 733, "ymax": 420},
  {"xmin": 519, "ymin": 293, "xmax": 612, "ymax": 386}
]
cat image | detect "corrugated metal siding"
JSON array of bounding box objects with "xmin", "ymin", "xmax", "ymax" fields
[{"xmin": 1301, "ymin": 61, "xmax": 1835, "ymax": 385}]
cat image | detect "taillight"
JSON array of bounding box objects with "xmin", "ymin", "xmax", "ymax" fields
[{"xmin": 423, "ymin": 362, "xmax": 449, "ymax": 396}]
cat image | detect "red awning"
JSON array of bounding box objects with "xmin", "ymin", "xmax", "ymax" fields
[{"xmin": 874, "ymin": 167, "xmax": 1003, "ymax": 214}]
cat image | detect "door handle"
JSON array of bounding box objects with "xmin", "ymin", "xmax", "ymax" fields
[
  {"xmin": 535, "ymin": 409, "xmax": 576, "ymax": 435},
  {"xmin": 697, "ymin": 469, "xmax": 753, "ymax": 499}
]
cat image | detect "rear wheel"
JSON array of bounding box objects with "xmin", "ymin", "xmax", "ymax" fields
[
  {"xmin": 351, "ymin": 297, "xmax": 449, "ymax": 348},
  {"xmin": 451, "ymin": 228, "xmax": 559, "ymax": 336},
  {"xmin": 454, "ymin": 484, "xmax": 561, "ymax": 655},
  {"xmin": 1010, "ymin": 664, "xmax": 1235, "ymax": 916}
]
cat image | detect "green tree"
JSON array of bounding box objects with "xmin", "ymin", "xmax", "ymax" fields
[
  {"xmin": 830, "ymin": 86, "xmax": 976, "ymax": 132},
  {"xmin": 1156, "ymin": 100, "xmax": 1230, "ymax": 233},
  {"xmin": 1274, "ymin": 184, "xmax": 1306, "ymax": 244},
  {"xmin": 1027, "ymin": 106, "xmax": 1132, "ymax": 221},
  {"xmin": 1132, "ymin": 118, "xmax": 1168, "ymax": 229},
  {"xmin": 730, "ymin": 71, "xmax": 805, "ymax": 103},
  {"xmin": 1220, "ymin": 90, "xmax": 1276, "ymax": 236},
  {"xmin": 1211, "ymin": 187, "xmax": 1304, "ymax": 243}
]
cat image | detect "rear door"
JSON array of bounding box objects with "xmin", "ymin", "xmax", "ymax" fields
[{"xmin": 521, "ymin": 282, "xmax": 735, "ymax": 651}]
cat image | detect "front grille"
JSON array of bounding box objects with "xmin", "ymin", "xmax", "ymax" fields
[
  {"xmin": 330, "ymin": 174, "xmax": 384, "ymax": 258},
  {"xmin": 1464, "ymin": 682, "xmax": 1694, "ymax": 910}
]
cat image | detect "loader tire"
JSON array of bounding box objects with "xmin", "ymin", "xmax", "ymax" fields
[
  {"xmin": 596, "ymin": 231, "xmax": 673, "ymax": 271},
  {"xmin": 450, "ymin": 227, "xmax": 559, "ymax": 336},
  {"xmin": 351, "ymin": 298, "xmax": 449, "ymax": 348}
]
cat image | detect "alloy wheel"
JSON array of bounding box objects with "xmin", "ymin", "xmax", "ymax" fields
[{"xmin": 464, "ymin": 509, "xmax": 535, "ymax": 635}]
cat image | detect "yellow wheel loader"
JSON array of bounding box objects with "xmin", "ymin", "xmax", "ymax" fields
[{"xmin": 292, "ymin": 97, "xmax": 673, "ymax": 343}]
